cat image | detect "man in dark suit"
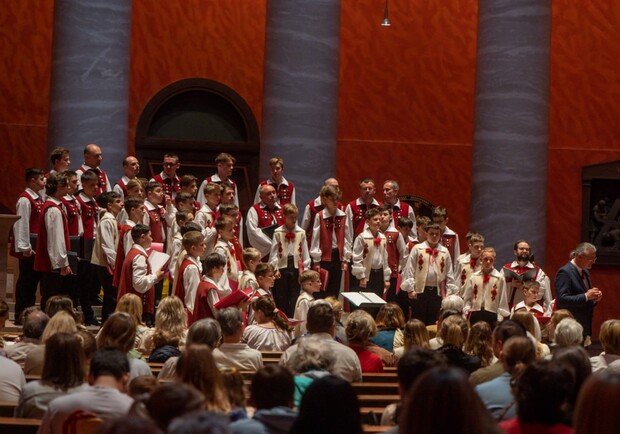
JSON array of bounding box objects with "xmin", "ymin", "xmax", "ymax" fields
[{"xmin": 555, "ymin": 242, "xmax": 602, "ymax": 345}]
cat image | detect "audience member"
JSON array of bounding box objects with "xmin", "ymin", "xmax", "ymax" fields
[
  {"xmin": 115, "ymin": 293, "xmax": 152, "ymax": 350},
  {"xmin": 214, "ymin": 307, "xmax": 263, "ymax": 370},
  {"xmin": 464, "ymin": 321, "xmax": 495, "ymax": 368},
  {"xmin": 394, "ymin": 318, "xmax": 430, "ymax": 358},
  {"xmin": 346, "ymin": 309, "xmax": 391, "ymax": 372},
  {"xmin": 590, "ymin": 318, "xmax": 620, "ymax": 373},
  {"xmin": 145, "ymin": 296, "xmax": 187, "ymax": 363},
  {"xmin": 286, "ymin": 336, "xmax": 336, "ymax": 406},
  {"xmin": 553, "ymin": 317, "xmax": 584, "ymax": 347},
  {"xmin": 168, "ymin": 410, "xmax": 231, "ymax": 434},
  {"xmin": 146, "ymin": 383, "xmax": 206, "ymax": 431},
  {"xmin": 437, "ymin": 315, "xmax": 481, "ymax": 374},
  {"xmin": 243, "ymin": 296, "xmax": 292, "ymax": 351},
  {"xmin": 552, "ymin": 345, "xmax": 592, "ymax": 425},
  {"xmin": 574, "ymin": 370, "xmax": 620, "ymax": 434},
  {"xmin": 0, "ymin": 349, "xmax": 26, "ymax": 403},
  {"xmin": 370, "ymin": 303, "xmax": 405, "ymax": 352},
  {"xmin": 25, "ymin": 311, "xmax": 78, "ymax": 375},
  {"xmin": 5, "ymin": 307, "xmax": 48, "ymax": 366}
]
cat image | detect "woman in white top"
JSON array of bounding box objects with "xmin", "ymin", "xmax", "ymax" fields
[{"xmin": 242, "ymin": 296, "xmax": 292, "ymax": 351}]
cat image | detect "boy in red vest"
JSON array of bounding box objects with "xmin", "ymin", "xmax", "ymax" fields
[
  {"xmin": 432, "ymin": 206, "xmax": 460, "ymax": 264},
  {"xmin": 91, "ymin": 191, "xmax": 123, "ymax": 322},
  {"xmin": 12, "ymin": 168, "xmax": 45, "ymax": 323},
  {"xmin": 117, "ymin": 224, "xmax": 165, "ymax": 326},
  {"xmin": 269, "ymin": 203, "xmax": 310, "ymax": 317},
  {"xmin": 195, "ymin": 182, "xmax": 221, "ymax": 231},
  {"xmin": 254, "ymin": 157, "xmax": 296, "ymax": 205},
  {"xmin": 219, "ymin": 203, "xmax": 244, "ymax": 265},
  {"xmin": 59, "ymin": 170, "xmax": 82, "ymax": 306},
  {"xmin": 175, "ymin": 231, "xmax": 207, "ymax": 322},
  {"xmin": 113, "ymin": 197, "xmax": 145, "ymax": 288},
  {"xmin": 310, "ymin": 184, "xmax": 350, "ymax": 298},
  {"xmin": 192, "ymin": 253, "xmax": 227, "ymax": 323},
  {"xmin": 301, "ymin": 177, "xmax": 340, "ymax": 249},
  {"xmin": 34, "ymin": 173, "xmax": 71, "ymax": 312},
  {"xmin": 76, "ymin": 170, "xmax": 100, "ymax": 325},
  {"xmin": 378, "ymin": 205, "xmax": 408, "ymax": 303}
]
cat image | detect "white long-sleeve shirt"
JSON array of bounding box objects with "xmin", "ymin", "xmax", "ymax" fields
[
  {"xmin": 130, "ymin": 245, "xmax": 158, "ymax": 294},
  {"xmin": 44, "ymin": 198, "xmax": 69, "ymax": 269},
  {"xmin": 91, "ymin": 212, "xmax": 118, "ymax": 268},
  {"xmin": 14, "ymin": 188, "xmax": 41, "ymax": 253}
]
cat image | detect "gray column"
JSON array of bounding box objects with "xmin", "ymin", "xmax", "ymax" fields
[
  {"xmin": 470, "ymin": 0, "xmax": 551, "ymax": 265},
  {"xmin": 261, "ymin": 0, "xmax": 341, "ymax": 210},
  {"xmin": 48, "ymin": 0, "xmax": 132, "ymax": 182}
]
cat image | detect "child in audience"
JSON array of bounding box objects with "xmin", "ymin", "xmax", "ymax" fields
[
  {"xmin": 294, "ymin": 270, "xmax": 322, "ymax": 337},
  {"xmin": 243, "ymin": 295, "xmax": 293, "ymax": 351}
]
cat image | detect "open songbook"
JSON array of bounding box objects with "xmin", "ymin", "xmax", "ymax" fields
[{"xmin": 341, "ymin": 291, "xmax": 386, "ymax": 309}]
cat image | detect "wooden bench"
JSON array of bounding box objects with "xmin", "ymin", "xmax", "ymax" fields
[
  {"xmin": 0, "ymin": 416, "xmax": 41, "ymax": 434},
  {"xmin": 357, "ymin": 394, "xmax": 400, "ymax": 408},
  {"xmin": 352, "ymin": 382, "xmax": 399, "ymax": 395},
  {"xmin": 0, "ymin": 401, "xmax": 17, "ymax": 417},
  {"xmin": 148, "ymin": 362, "xmax": 164, "ymax": 376},
  {"xmin": 362, "ymin": 372, "xmax": 398, "ymax": 383},
  {"xmin": 362, "ymin": 424, "xmax": 392, "ymax": 433}
]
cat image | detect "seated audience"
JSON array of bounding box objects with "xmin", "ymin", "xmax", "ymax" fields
[
  {"xmin": 231, "ymin": 365, "xmax": 297, "ymax": 434},
  {"xmin": 464, "ymin": 321, "xmax": 496, "ymax": 368},
  {"xmin": 437, "ymin": 315, "xmax": 481, "ymax": 374},
  {"xmin": 574, "ymin": 370, "xmax": 620, "ymax": 434},
  {"xmin": 37, "ymin": 348, "xmax": 134, "ymax": 434},
  {"xmin": 590, "ymin": 318, "xmax": 620, "ymax": 373},
  {"xmin": 5, "ymin": 307, "xmax": 49, "ymax": 366},
  {"xmin": 175, "ymin": 344, "xmax": 231, "ymax": 413},
  {"xmin": 214, "ymin": 307, "xmax": 263, "ymax": 370},
  {"xmin": 290, "ymin": 375, "xmax": 363, "ymax": 434},
  {"xmin": 394, "ymin": 318, "xmax": 430, "ymax": 358},
  {"xmin": 44, "ymin": 295, "xmax": 82, "ymax": 325},
  {"xmin": 381, "ymin": 347, "xmax": 447, "ymax": 428},
  {"xmin": 96, "ymin": 415, "xmax": 164, "ymax": 434},
  {"xmin": 280, "ymin": 302, "xmax": 362, "ymax": 382},
  {"xmin": 145, "ymin": 383, "xmax": 205, "ymax": 431},
  {"xmin": 324, "ymin": 296, "xmax": 347, "ymax": 344},
  {"xmin": 220, "ymin": 367, "xmax": 248, "ymax": 420},
  {"xmin": 475, "ymin": 336, "xmax": 536, "ymax": 421},
  {"xmin": 370, "ymin": 303, "xmax": 405, "ymax": 352},
  {"xmin": 499, "ymin": 360, "xmax": 574, "ymax": 434},
  {"xmin": 25, "ymin": 311, "xmax": 78, "ymax": 375},
  {"xmin": 115, "ymin": 293, "xmax": 152, "ymax": 350},
  {"xmin": 400, "ymin": 367, "xmax": 501, "ymax": 434},
  {"xmin": 0, "ymin": 298, "xmax": 13, "ymax": 328},
  {"xmin": 97, "ymin": 312, "xmax": 152, "ymax": 380},
  {"xmin": 469, "ymin": 320, "xmax": 526, "ymax": 386},
  {"xmin": 0, "ymin": 349, "xmax": 25, "ymax": 403},
  {"xmin": 168, "ymin": 410, "xmax": 231, "ymax": 434},
  {"xmin": 142, "ymin": 295, "xmax": 188, "ymax": 360},
  {"xmin": 158, "ymin": 318, "xmax": 221, "ymax": 380},
  {"xmin": 428, "ymin": 308, "xmax": 461, "ymax": 350},
  {"xmin": 346, "ymin": 309, "xmax": 389, "ymax": 372},
  {"xmin": 511, "ymin": 310, "xmax": 550, "ymax": 358},
  {"xmin": 15, "ymin": 332, "xmax": 88, "ymax": 418},
  {"xmin": 542, "ymin": 309, "xmax": 573, "ymax": 345},
  {"xmin": 553, "ymin": 317, "xmax": 584, "ymax": 348},
  {"xmin": 243, "ymin": 296, "xmax": 292, "ymax": 351},
  {"xmin": 287, "ymin": 336, "xmax": 336, "ymax": 406},
  {"xmin": 552, "ymin": 345, "xmax": 592, "ymax": 426}
]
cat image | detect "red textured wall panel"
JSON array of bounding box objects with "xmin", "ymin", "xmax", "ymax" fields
[
  {"xmin": 128, "ymin": 0, "xmax": 267, "ymax": 152},
  {"xmin": 0, "ymin": 0, "xmax": 54, "ymax": 212},
  {"xmin": 336, "ymin": 0, "xmax": 478, "ymax": 241},
  {"xmin": 548, "ymin": 2, "xmax": 620, "ymax": 332}
]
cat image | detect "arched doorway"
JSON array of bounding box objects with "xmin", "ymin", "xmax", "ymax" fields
[{"xmin": 135, "ymin": 78, "xmax": 260, "ymax": 210}]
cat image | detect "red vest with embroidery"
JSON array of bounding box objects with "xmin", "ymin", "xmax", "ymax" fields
[
  {"xmin": 81, "ymin": 166, "xmax": 108, "ymax": 196},
  {"xmin": 117, "ymin": 248, "xmax": 155, "ymax": 314},
  {"xmin": 191, "ymin": 281, "xmax": 219, "ymax": 325},
  {"xmin": 206, "ymin": 176, "xmax": 236, "ymax": 189},
  {"xmin": 384, "ymin": 230, "xmax": 401, "ymax": 276},
  {"xmin": 349, "ymin": 201, "xmax": 380, "ymax": 239},
  {"xmin": 60, "ymin": 196, "xmax": 81, "ymax": 236},
  {"xmin": 318, "ymin": 212, "xmax": 346, "ymax": 262},
  {"xmin": 391, "ymin": 201, "xmax": 411, "ymax": 224},
  {"xmin": 153, "ymin": 173, "xmax": 180, "ymax": 197},
  {"xmin": 115, "ymin": 179, "xmax": 128, "ymax": 198},
  {"xmin": 76, "ymin": 195, "xmax": 98, "ymax": 240},
  {"xmin": 174, "ymin": 257, "xmax": 195, "ymax": 308},
  {"xmin": 441, "ymin": 233, "xmax": 457, "ymax": 261},
  {"xmin": 34, "ymin": 201, "xmax": 70, "ymax": 272},
  {"xmin": 112, "ymin": 224, "xmax": 133, "ymax": 287},
  {"xmin": 260, "ymin": 180, "xmax": 295, "ymax": 205},
  {"xmin": 10, "ymin": 192, "xmax": 44, "ymax": 259},
  {"xmin": 147, "ymin": 206, "xmax": 166, "ymax": 243},
  {"xmin": 252, "ymin": 203, "xmax": 285, "ymax": 228}
]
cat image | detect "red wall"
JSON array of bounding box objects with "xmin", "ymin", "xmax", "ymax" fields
[
  {"xmin": 548, "ymin": 1, "xmax": 620, "ymax": 333},
  {"xmin": 336, "ymin": 0, "xmax": 479, "ymax": 240},
  {"xmin": 128, "ymin": 0, "xmax": 268, "ymax": 153},
  {"xmin": 0, "ymin": 1, "xmax": 55, "ymax": 213}
]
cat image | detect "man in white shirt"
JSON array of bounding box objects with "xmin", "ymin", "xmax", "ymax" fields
[
  {"xmin": 38, "ymin": 348, "xmax": 134, "ymax": 434},
  {"xmin": 75, "ymin": 144, "xmax": 111, "ymax": 195},
  {"xmin": 214, "ymin": 307, "xmax": 263, "ymax": 371},
  {"xmin": 114, "ymin": 156, "xmax": 140, "ymax": 201},
  {"xmin": 0, "ymin": 355, "xmax": 26, "ymax": 404},
  {"xmin": 246, "ymin": 184, "xmax": 285, "ymax": 259}
]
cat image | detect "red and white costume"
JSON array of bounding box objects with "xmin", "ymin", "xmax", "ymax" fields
[
  {"xmin": 254, "ymin": 177, "xmax": 296, "ymax": 206},
  {"xmin": 198, "ymin": 174, "xmax": 238, "ymax": 207},
  {"xmin": 454, "ymin": 252, "xmax": 482, "ymax": 296},
  {"xmin": 462, "ymin": 269, "xmax": 510, "ymax": 321},
  {"xmin": 151, "ymin": 172, "xmax": 181, "ymax": 197},
  {"xmin": 269, "ymin": 225, "xmax": 310, "ymax": 272},
  {"xmin": 351, "ymin": 229, "xmax": 391, "ymax": 283},
  {"xmin": 246, "ymin": 202, "xmax": 285, "ymax": 258},
  {"xmin": 345, "ymin": 198, "xmax": 381, "ymax": 250},
  {"xmin": 400, "ymin": 242, "xmax": 458, "ymax": 297},
  {"xmin": 309, "ymin": 207, "xmax": 351, "ymax": 263},
  {"xmin": 501, "ymin": 261, "xmax": 552, "ymax": 313},
  {"xmin": 117, "ymin": 244, "xmax": 158, "ymax": 315},
  {"xmin": 34, "ymin": 198, "xmax": 70, "ymax": 272},
  {"xmin": 76, "ymin": 164, "xmax": 111, "ymax": 196},
  {"xmin": 387, "ymin": 199, "xmax": 417, "ymax": 238},
  {"xmin": 440, "ymin": 226, "xmax": 460, "ymax": 264}
]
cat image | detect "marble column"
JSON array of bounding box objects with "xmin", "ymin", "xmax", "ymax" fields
[
  {"xmin": 47, "ymin": 0, "xmax": 132, "ymax": 182},
  {"xmin": 261, "ymin": 0, "xmax": 341, "ymax": 210},
  {"xmin": 470, "ymin": 0, "xmax": 551, "ymax": 265}
]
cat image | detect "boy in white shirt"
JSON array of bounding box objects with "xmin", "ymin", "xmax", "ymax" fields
[
  {"xmin": 239, "ymin": 247, "xmax": 261, "ymax": 292},
  {"xmin": 294, "ymin": 270, "xmax": 322, "ymax": 337},
  {"xmin": 192, "ymin": 253, "xmax": 228, "ymax": 323},
  {"xmin": 214, "ymin": 215, "xmax": 240, "ymax": 291},
  {"xmin": 175, "ymin": 231, "xmax": 207, "ymax": 322}
]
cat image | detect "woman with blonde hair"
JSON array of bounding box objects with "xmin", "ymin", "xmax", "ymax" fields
[
  {"xmin": 24, "ymin": 311, "xmax": 78, "ymax": 375},
  {"xmin": 543, "ymin": 309, "xmax": 573, "ymax": 344},
  {"xmin": 346, "ymin": 310, "xmax": 395, "ymax": 371},
  {"xmin": 437, "ymin": 315, "xmax": 480, "ymax": 374},
  {"xmin": 465, "ymin": 321, "xmax": 496, "ymax": 368},
  {"xmin": 394, "ymin": 319, "xmax": 430, "ymax": 358},
  {"xmin": 325, "ymin": 296, "xmax": 347, "ymax": 344},
  {"xmin": 140, "ymin": 296, "xmax": 188, "ymax": 355},
  {"xmin": 243, "ymin": 296, "xmax": 292, "ymax": 351},
  {"xmin": 370, "ymin": 303, "xmax": 405, "ymax": 352},
  {"xmin": 115, "ymin": 293, "xmax": 151, "ymax": 349},
  {"xmin": 175, "ymin": 344, "xmax": 231, "ymax": 413},
  {"xmin": 590, "ymin": 319, "xmax": 620, "ymax": 373}
]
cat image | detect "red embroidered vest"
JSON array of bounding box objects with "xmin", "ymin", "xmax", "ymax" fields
[
  {"xmin": 34, "ymin": 201, "xmax": 70, "ymax": 272},
  {"xmin": 384, "ymin": 230, "xmax": 401, "ymax": 276},
  {"xmin": 318, "ymin": 212, "xmax": 346, "ymax": 262},
  {"xmin": 118, "ymin": 248, "xmax": 155, "ymax": 314},
  {"xmin": 76, "ymin": 195, "xmax": 98, "ymax": 240},
  {"xmin": 190, "ymin": 281, "xmax": 219, "ymax": 325},
  {"xmin": 60, "ymin": 196, "xmax": 81, "ymax": 236},
  {"xmin": 10, "ymin": 192, "xmax": 43, "ymax": 259},
  {"xmin": 153, "ymin": 173, "xmax": 180, "ymax": 197},
  {"xmin": 81, "ymin": 166, "xmax": 108, "ymax": 196},
  {"xmin": 115, "ymin": 179, "xmax": 128, "ymax": 198},
  {"xmin": 147, "ymin": 206, "xmax": 166, "ymax": 243},
  {"xmin": 349, "ymin": 201, "xmax": 380, "ymax": 239},
  {"xmin": 260, "ymin": 180, "xmax": 295, "ymax": 205},
  {"xmin": 112, "ymin": 224, "xmax": 133, "ymax": 287},
  {"xmin": 391, "ymin": 201, "xmax": 411, "ymax": 225},
  {"xmin": 252, "ymin": 203, "xmax": 285, "ymax": 228},
  {"xmin": 174, "ymin": 258, "xmax": 195, "ymax": 308},
  {"xmin": 440, "ymin": 233, "xmax": 457, "ymax": 261}
]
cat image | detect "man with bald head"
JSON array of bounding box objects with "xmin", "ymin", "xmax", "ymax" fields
[
  {"xmin": 383, "ymin": 180, "xmax": 416, "ymax": 239},
  {"xmin": 76, "ymin": 144, "xmax": 111, "ymax": 195},
  {"xmin": 246, "ymin": 183, "xmax": 285, "ymax": 259},
  {"xmin": 114, "ymin": 156, "xmax": 140, "ymax": 201},
  {"xmin": 301, "ymin": 178, "xmax": 342, "ymax": 248}
]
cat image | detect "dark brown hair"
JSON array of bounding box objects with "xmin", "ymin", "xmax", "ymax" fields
[{"xmin": 42, "ymin": 332, "xmax": 85, "ymax": 390}]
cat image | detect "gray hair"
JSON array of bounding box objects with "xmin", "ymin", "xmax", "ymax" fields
[
  {"xmin": 554, "ymin": 318, "xmax": 584, "ymax": 346},
  {"xmin": 441, "ymin": 295, "xmax": 464, "ymax": 313},
  {"xmin": 287, "ymin": 336, "xmax": 335, "ymax": 374},
  {"xmin": 574, "ymin": 242, "xmax": 596, "ymax": 256},
  {"xmin": 384, "ymin": 179, "xmax": 399, "ymax": 191},
  {"xmin": 345, "ymin": 310, "xmax": 377, "ymax": 343},
  {"xmin": 187, "ymin": 318, "xmax": 221, "ymax": 348},
  {"xmin": 217, "ymin": 307, "xmax": 243, "ymax": 337}
]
